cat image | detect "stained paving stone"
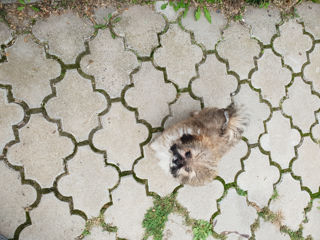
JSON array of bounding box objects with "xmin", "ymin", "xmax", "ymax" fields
[
  {"xmin": 125, "ymin": 62, "xmax": 176, "ymax": 128},
  {"xmin": 233, "ymin": 83, "xmax": 270, "ymax": 144},
  {"xmin": 282, "ymin": 77, "xmax": 320, "ymax": 133},
  {"xmin": 154, "ymin": 1, "xmax": 183, "ymax": 22},
  {"xmin": 244, "ymin": 6, "xmax": 281, "ymax": 45},
  {"xmin": 0, "ymin": 161, "xmax": 37, "ymax": 239},
  {"xmin": 164, "ymin": 92, "xmax": 201, "ymax": 128},
  {"xmin": 104, "ymin": 176, "xmax": 153, "ymax": 239},
  {"xmin": 304, "ymin": 43, "xmax": 320, "ymax": 94},
  {"xmin": 113, "ymin": 5, "xmax": 165, "ymax": 57},
  {"xmin": 91, "ymin": 102, "xmax": 149, "ymax": 171},
  {"xmin": 32, "ymin": 10, "xmax": 94, "ymax": 64},
  {"xmin": 93, "ymin": 7, "xmax": 117, "ymax": 24},
  {"xmin": 292, "ymin": 137, "xmax": 320, "ymax": 193},
  {"xmin": 181, "ymin": 8, "xmax": 226, "ymax": 50},
  {"xmin": 176, "ymin": 180, "xmax": 223, "ymax": 221},
  {"xmin": 19, "ymin": 193, "xmax": 85, "ymax": 240},
  {"xmin": 237, "ymin": 148, "xmax": 280, "ymax": 208},
  {"xmin": 57, "ymin": 146, "xmax": 119, "ymax": 218},
  {"xmin": 303, "ymin": 200, "xmax": 320, "ymax": 239},
  {"xmin": 191, "ymin": 54, "xmax": 237, "ymax": 108},
  {"xmin": 214, "ymin": 188, "xmax": 257, "ymax": 237},
  {"xmin": 297, "ymin": 2, "xmax": 320, "ymax": 40},
  {"xmin": 260, "ymin": 111, "xmax": 301, "ymax": 169},
  {"xmin": 0, "ymin": 35, "xmax": 60, "ymax": 108},
  {"xmin": 153, "ymin": 24, "xmax": 203, "ymax": 88},
  {"xmin": 134, "ymin": 143, "xmax": 180, "ymax": 197},
  {"xmin": 217, "ymin": 139, "xmax": 248, "ymax": 183},
  {"xmin": 0, "ymin": 88, "xmax": 24, "ymax": 154},
  {"xmin": 80, "ymin": 29, "xmax": 139, "ymax": 98},
  {"xmin": 45, "ymin": 70, "xmax": 107, "ymax": 142},
  {"xmin": 162, "ymin": 214, "xmax": 193, "ymax": 240},
  {"xmin": 6, "ymin": 114, "xmax": 74, "ymax": 188},
  {"xmin": 273, "ymin": 19, "xmax": 312, "ymax": 73},
  {"xmin": 250, "ymin": 49, "xmax": 291, "ymax": 107},
  {"xmin": 269, "ymin": 173, "xmax": 310, "ymax": 231},
  {"xmin": 216, "ymin": 22, "xmax": 260, "ymax": 80},
  {"xmin": 0, "ymin": 22, "xmax": 12, "ymax": 44},
  {"xmin": 83, "ymin": 226, "xmax": 116, "ymax": 240},
  {"xmin": 254, "ymin": 218, "xmax": 290, "ymax": 240}
]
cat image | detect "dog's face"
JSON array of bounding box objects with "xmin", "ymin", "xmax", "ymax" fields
[{"xmin": 169, "ymin": 134, "xmax": 218, "ymax": 186}]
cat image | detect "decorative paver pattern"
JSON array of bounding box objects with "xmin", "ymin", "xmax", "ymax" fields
[
  {"xmin": 2, "ymin": 3, "xmax": 320, "ymax": 239},
  {"xmin": 0, "ymin": 35, "xmax": 60, "ymax": 108}
]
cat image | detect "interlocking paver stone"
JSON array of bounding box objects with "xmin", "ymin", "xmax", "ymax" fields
[
  {"xmin": 237, "ymin": 148, "xmax": 280, "ymax": 208},
  {"xmin": 0, "ymin": 22, "xmax": 12, "ymax": 44},
  {"xmin": 269, "ymin": 173, "xmax": 310, "ymax": 231},
  {"xmin": 45, "ymin": 70, "xmax": 107, "ymax": 142},
  {"xmin": 155, "ymin": 1, "xmax": 183, "ymax": 22},
  {"xmin": 104, "ymin": 176, "xmax": 153, "ymax": 239},
  {"xmin": 311, "ymin": 122, "xmax": 320, "ymax": 142},
  {"xmin": 164, "ymin": 92, "xmax": 201, "ymax": 128},
  {"xmin": 218, "ymin": 139, "xmax": 248, "ymax": 183},
  {"xmin": 19, "ymin": 193, "xmax": 85, "ymax": 240},
  {"xmin": 181, "ymin": 8, "xmax": 226, "ymax": 50},
  {"xmin": 233, "ymin": 83, "xmax": 270, "ymax": 144},
  {"xmin": 297, "ymin": 2, "xmax": 320, "ymax": 40},
  {"xmin": 0, "ymin": 161, "xmax": 37, "ymax": 239},
  {"xmin": 191, "ymin": 54, "xmax": 237, "ymax": 108},
  {"xmin": 304, "ymin": 43, "xmax": 320, "ymax": 94},
  {"xmin": 251, "ymin": 49, "xmax": 291, "ymax": 107},
  {"xmin": 91, "ymin": 102, "xmax": 149, "ymax": 171},
  {"xmin": 113, "ymin": 5, "xmax": 165, "ymax": 57},
  {"xmin": 154, "ymin": 24, "xmax": 203, "ymax": 88},
  {"xmin": 282, "ymin": 77, "xmax": 320, "ymax": 133},
  {"xmin": 303, "ymin": 200, "xmax": 320, "ymax": 239},
  {"xmin": 260, "ymin": 111, "xmax": 301, "ymax": 169},
  {"xmin": 57, "ymin": 146, "xmax": 119, "ymax": 217},
  {"xmin": 254, "ymin": 218, "xmax": 290, "ymax": 240},
  {"xmin": 0, "ymin": 88, "xmax": 24, "ymax": 154},
  {"xmin": 214, "ymin": 188, "xmax": 257, "ymax": 237},
  {"xmin": 244, "ymin": 6, "xmax": 281, "ymax": 45},
  {"xmin": 273, "ymin": 19, "xmax": 312, "ymax": 73},
  {"xmin": 83, "ymin": 226, "xmax": 116, "ymax": 240},
  {"xmin": 162, "ymin": 214, "xmax": 193, "ymax": 240},
  {"xmin": 176, "ymin": 180, "xmax": 223, "ymax": 221},
  {"xmin": 0, "ymin": 35, "xmax": 60, "ymax": 108},
  {"xmin": 134, "ymin": 144, "xmax": 180, "ymax": 197},
  {"xmin": 80, "ymin": 29, "xmax": 139, "ymax": 98},
  {"xmin": 125, "ymin": 62, "xmax": 176, "ymax": 127},
  {"xmin": 7, "ymin": 114, "xmax": 74, "ymax": 188},
  {"xmin": 93, "ymin": 7, "xmax": 116, "ymax": 25},
  {"xmin": 292, "ymin": 137, "xmax": 320, "ymax": 193},
  {"xmin": 32, "ymin": 10, "xmax": 94, "ymax": 64},
  {"xmin": 216, "ymin": 22, "xmax": 260, "ymax": 79}
]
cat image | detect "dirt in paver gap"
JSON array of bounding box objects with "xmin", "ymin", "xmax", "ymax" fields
[{"xmin": 0, "ymin": 0, "xmax": 302, "ymax": 32}]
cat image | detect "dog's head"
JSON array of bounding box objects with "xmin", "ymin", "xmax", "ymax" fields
[{"xmin": 169, "ymin": 133, "xmax": 218, "ymax": 186}]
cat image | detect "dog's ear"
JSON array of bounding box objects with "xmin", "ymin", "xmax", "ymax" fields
[{"xmin": 180, "ymin": 134, "xmax": 196, "ymax": 144}]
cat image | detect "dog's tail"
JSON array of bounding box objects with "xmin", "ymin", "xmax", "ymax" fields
[{"xmin": 222, "ymin": 102, "xmax": 249, "ymax": 145}]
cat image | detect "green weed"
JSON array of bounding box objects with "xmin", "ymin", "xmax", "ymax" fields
[{"xmin": 192, "ymin": 220, "xmax": 213, "ymax": 240}]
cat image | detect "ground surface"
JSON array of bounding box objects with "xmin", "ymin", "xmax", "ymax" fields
[{"xmin": 0, "ymin": 1, "xmax": 320, "ymax": 240}]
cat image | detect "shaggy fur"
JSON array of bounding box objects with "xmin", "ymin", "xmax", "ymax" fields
[{"xmin": 149, "ymin": 103, "xmax": 249, "ymax": 186}]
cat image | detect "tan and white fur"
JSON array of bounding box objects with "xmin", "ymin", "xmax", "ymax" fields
[{"xmin": 149, "ymin": 103, "xmax": 249, "ymax": 186}]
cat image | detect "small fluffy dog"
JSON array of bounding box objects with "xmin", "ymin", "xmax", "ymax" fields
[{"xmin": 150, "ymin": 103, "xmax": 248, "ymax": 186}]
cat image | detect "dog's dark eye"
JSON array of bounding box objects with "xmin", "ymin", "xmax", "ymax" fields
[{"xmin": 185, "ymin": 151, "xmax": 192, "ymax": 158}]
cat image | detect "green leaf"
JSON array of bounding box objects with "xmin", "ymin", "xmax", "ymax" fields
[
  {"xmin": 31, "ymin": 5, "xmax": 40, "ymax": 12},
  {"xmin": 161, "ymin": 3, "xmax": 168, "ymax": 10},
  {"xmin": 113, "ymin": 17, "xmax": 121, "ymax": 23},
  {"xmin": 183, "ymin": 5, "xmax": 189, "ymax": 18},
  {"xmin": 18, "ymin": 0, "xmax": 26, "ymax": 5},
  {"xmin": 94, "ymin": 24, "xmax": 106, "ymax": 29},
  {"xmin": 17, "ymin": 6, "xmax": 25, "ymax": 10},
  {"xmin": 111, "ymin": 32, "xmax": 116, "ymax": 39},
  {"xmin": 195, "ymin": 7, "xmax": 201, "ymax": 21},
  {"xmin": 203, "ymin": 6, "xmax": 211, "ymax": 23}
]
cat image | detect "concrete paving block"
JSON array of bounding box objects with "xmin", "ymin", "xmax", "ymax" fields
[
  {"xmin": 0, "ymin": 22, "xmax": 12, "ymax": 45},
  {"xmin": 162, "ymin": 214, "xmax": 193, "ymax": 240},
  {"xmin": 154, "ymin": 1, "xmax": 183, "ymax": 22},
  {"xmin": 297, "ymin": 2, "xmax": 320, "ymax": 40},
  {"xmin": 83, "ymin": 226, "xmax": 116, "ymax": 240},
  {"xmin": 304, "ymin": 44, "xmax": 320, "ymax": 94},
  {"xmin": 254, "ymin": 218, "xmax": 290, "ymax": 240}
]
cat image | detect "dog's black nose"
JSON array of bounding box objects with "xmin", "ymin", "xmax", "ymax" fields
[{"xmin": 170, "ymin": 144, "xmax": 177, "ymax": 152}]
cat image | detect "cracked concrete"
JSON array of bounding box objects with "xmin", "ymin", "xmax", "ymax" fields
[{"xmin": 1, "ymin": 2, "xmax": 320, "ymax": 240}]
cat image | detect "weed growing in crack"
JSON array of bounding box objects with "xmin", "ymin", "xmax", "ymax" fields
[
  {"xmin": 193, "ymin": 220, "xmax": 213, "ymax": 240},
  {"xmin": 271, "ymin": 189, "xmax": 279, "ymax": 200},
  {"xmin": 258, "ymin": 207, "xmax": 283, "ymax": 226},
  {"xmin": 17, "ymin": 0, "xmax": 40, "ymax": 12},
  {"xmin": 280, "ymin": 226, "xmax": 304, "ymax": 240},
  {"xmin": 142, "ymin": 194, "xmax": 176, "ymax": 240}
]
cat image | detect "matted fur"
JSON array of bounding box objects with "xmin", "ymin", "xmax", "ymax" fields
[{"xmin": 150, "ymin": 103, "xmax": 249, "ymax": 186}]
